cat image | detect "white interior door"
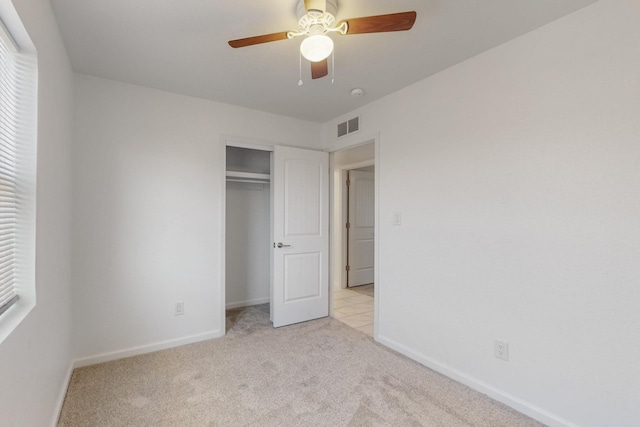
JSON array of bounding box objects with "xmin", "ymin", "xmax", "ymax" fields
[
  {"xmin": 347, "ymin": 170, "xmax": 374, "ymax": 287},
  {"xmin": 272, "ymin": 146, "xmax": 329, "ymax": 327}
]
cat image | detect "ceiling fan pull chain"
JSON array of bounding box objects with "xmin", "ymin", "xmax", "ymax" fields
[
  {"xmin": 331, "ymin": 50, "xmax": 335, "ymax": 84},
  {"xmin": 298, "ymin": 49, "xmax": 304, "ymax": 86}
]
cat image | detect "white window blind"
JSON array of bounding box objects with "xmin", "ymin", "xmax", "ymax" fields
[{"xmin": 0, "ymin": 19, "xmax": 20, "ymax": 317}]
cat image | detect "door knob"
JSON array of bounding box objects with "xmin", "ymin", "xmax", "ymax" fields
[{"xmin": 276, "ymin": 242, "xmax": 291, "ymax": 248}]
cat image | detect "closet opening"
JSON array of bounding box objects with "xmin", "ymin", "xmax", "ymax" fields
[{"xmin": 224, "ymin": 144, "xmax": 273, "ymax": 331}]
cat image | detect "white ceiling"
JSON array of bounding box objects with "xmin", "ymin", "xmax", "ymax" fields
[{"xmin": 50, "ymin": 0, "xmax": 597, "ymax": 123}]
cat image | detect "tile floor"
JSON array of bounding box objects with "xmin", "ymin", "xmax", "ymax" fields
[{"xmin": 333, "ymin": 286, "xmax": 374, "ymax": 337}]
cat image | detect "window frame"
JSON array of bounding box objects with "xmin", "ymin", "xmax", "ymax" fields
[{"xmin": 0, "ymin": 3, "xmax": 38, "ymax": 343}]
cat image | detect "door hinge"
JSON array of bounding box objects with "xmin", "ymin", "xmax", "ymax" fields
[
  {"xmin": 346, "ymin": 178, "xmax": 351, "ymax": 187},
  {"xmin": 346, "ymin": 222, "xmax": 351, "ymax": 229},
  {"xmin": 346, "ymin": 265, "xmax": 350, "ymax": 272}
]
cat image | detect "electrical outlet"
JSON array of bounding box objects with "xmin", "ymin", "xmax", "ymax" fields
[
  {"xmin": 175, "ymin": 301, "xmax": 184, "ymax": 316},
  {"xmin": 494, "ymin": 340, "xmax": 509, "ymax": 361}
]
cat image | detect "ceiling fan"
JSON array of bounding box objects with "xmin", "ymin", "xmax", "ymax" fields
[{"xmin": 228, "ymin": 0, "xmax": 417, "ymax": 80}]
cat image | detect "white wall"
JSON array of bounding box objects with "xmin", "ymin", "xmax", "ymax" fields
[
  {"xmin": 72, "ymin": 74, "xmax": 322, "ymax": 364},
  {"xmin": 322, "ymin": 0, "xmax": 640, "ymax": 426},
  {"xmin": 225, "ymin": 181, "xmax": 270, "ymax": 308},
  {"xmin": 0, "ymin": 0, "xmax": 74, "ymax": 425}
]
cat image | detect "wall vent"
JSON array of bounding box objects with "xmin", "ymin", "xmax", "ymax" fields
[{"xmin": 337, "ymin": 116, "xmax": 360, "ymax": 138}]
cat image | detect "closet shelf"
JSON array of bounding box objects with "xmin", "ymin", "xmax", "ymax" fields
[{"xmin": 226, "ymin": 171, "xmax": 270, "ymax": 183}]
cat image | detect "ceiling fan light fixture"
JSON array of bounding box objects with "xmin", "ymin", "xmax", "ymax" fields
[{"xmin": 300, "ymin": 34, "xmax": 334, "ymax": 62}]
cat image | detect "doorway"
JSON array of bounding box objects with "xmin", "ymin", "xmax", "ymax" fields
[
  {"xmin": 330, "ymin": 141, "xmax": 376, "ymax": 337},
  {"xmin": 224, "ymin": 144, "xmax": 272, "ymax": 312}
]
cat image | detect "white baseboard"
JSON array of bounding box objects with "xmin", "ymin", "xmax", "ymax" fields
[
  {"xmin": 225, "ymin": 297, "xmax": 270, "ymax": 310},
  {"xmin": 73, "ymin": 329, "xmax": 223, "ymax": 369},
  {"xmin": 51, "ymin": 361, "xmax": 74, "ymax": 427},
  {"xmin": 376, "ymin": 335, "xmax": 578, "ymax": 427}
]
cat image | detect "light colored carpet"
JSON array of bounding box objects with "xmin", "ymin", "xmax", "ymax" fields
[
  {"xmin": 349, "ymin": 284, "xmax": 374, "ymax": 297},
  {"xmin": 58, "ymin": 305, "xmax": 544, "ymax": 426}
]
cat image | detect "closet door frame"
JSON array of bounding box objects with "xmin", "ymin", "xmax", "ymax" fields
[{"xmin": 221, "ymin": 137, "xmax": 274, "ymax": 333}]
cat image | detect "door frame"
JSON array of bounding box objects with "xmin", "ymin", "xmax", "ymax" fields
[
  {"xmin": 328, "ymin": 134, "xmax": 380, "ymax": 339},
  {"xmin": 220, "ymin": 136, "xmax": 275, "ymax": 335},
  {"xmin": 346, "ymin": 167, "xmax": 376, "ymax": 288}
]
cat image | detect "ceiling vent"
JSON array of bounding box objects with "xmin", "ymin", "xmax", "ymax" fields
[{"xmin": 337, "ymin": 116, "xmax": 359, "ymax": 138}]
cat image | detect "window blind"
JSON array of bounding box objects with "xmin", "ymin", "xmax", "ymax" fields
[{"xmin": 0, "ymin": 19, "xmax": 19, "ymax": 317}]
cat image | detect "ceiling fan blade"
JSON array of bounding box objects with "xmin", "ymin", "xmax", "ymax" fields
[
  {"xmin": 311, "ymin": 59, "xmax": 328, "ymax": 79},
  {"xmin": 342, "ymin": 11, "xmax": 417, "ymax": 35},
  {"xmin": 228, "ymin": 32, "xmax": 289, "ymax": 48}
]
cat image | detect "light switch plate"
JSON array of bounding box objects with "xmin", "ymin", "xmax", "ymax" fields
[{"xmin": 393, "ymin": 212, "xmax": 402, "ymax": 225}]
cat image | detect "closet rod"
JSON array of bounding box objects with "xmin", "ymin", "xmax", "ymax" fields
[{"xmin": 226, "ymin": 178, "xmax": 270, "ymax": 184}]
